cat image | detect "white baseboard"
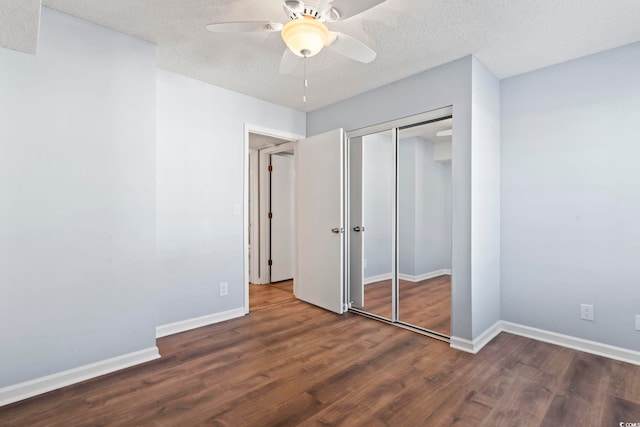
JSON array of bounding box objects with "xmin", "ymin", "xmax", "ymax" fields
[
  {"xmin": 450, "ymin": 321, "xmax": 502, "ymax": 354},
  {"xmin": 399, "ymin": 269, "xmax": 451, "ymax": 283},
  {"xmin": 156, "ymin": 307, "xmax": 246, "ymax": 338},
  {"xmin": 501, "ymin": 321, "xmax": 640, "ymax": 366},
  {"xmin": 450, "ymin": 320, "xmax": 640, "ymax": 366},
  {"xmin": 363, "ymin": 273, "xmax": 393, "ymax": 285},
  {"xmin": 0, "ymin": 346, "xmax": 160, "ymax": 407},
  {"xmin": 364, "ymin": 269, "xmax": 452, "ymax": 285}
]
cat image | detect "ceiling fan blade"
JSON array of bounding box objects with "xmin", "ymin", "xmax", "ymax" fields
[
  {"xmin": 326, "ymin": 32, "xmax": 376, "ymax": 63},
  {"xmin": 283, "ymin": 0, "xmax": 304, "ymax": 13},
  {"xmin": 328, "ymin": 0, "xmax": 385, "ymax": 20},
  {"xmin": 279, "ymin": 48, "xmax": 301, "ymax": 75},
  {"xmin": 206, "ymin": 21, "xmax": 282, "ymax": 33},
  {"xmin": 317, "ymin": 0, "xmax": 330, "ymax": 13}
]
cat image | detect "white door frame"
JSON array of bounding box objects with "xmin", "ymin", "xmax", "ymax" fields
[
  {"xmin": 244, "ymin": 124, "xmax": 303, "ymax": 314},
  {"xmin": 260, "ymin": 145, "xmax": 297, "ymax": 286},
  {"xmin": 248, "ymin": 148, "xmax": 260, "ymax": 285}
]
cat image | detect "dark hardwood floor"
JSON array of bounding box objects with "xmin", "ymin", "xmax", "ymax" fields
[
  {"xmin": 361, "ymin": 275, "xmax": 451, "ymax": 336},
  {"xmin": 1, "ymin": 290, "xmax": 639, "ymax": 426},
  {"xmin": 249, "ymin": 280, "xmax": 295, "ymax": 311},
  {"xmin": 398, "ymin": 276, "xmax": 451, "ymax": 335}
]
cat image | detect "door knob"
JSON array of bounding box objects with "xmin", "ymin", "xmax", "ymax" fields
[
  {"xmin": 331, "ymin": 227, "xmax": 344, "ymax": 234},
  {"xmin": 353, "ymin": 226, "xmax": 365, "ymax": 232}
]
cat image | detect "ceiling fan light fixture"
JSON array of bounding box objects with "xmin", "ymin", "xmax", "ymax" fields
[{"xmin": 281, "ymin": 16, "xmax": 329, "ymax": 58}]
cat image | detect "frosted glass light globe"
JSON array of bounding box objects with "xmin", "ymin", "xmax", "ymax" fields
[{"xmin": 281, "ymin": 16, "xmax": 329, "ymax": 58}]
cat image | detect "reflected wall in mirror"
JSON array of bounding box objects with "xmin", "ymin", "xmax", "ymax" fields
[
  {"xmin": 397, "ymin": 119, "xmax": 452, "ymax": 335},
  {"xmin": 349, "ymin": 130, "xmax": 394, "ymax": 320}
]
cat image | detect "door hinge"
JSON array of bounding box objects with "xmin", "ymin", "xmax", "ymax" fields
[
  {"xmin": 268, "ymin": 165, "xmax": 273, "ymax": 172},
  {"xmin": 268, "ymin": 212, "xmax": 273, "ymax": 219},
  {"xmin": 268, "ymin": 259, "xmax": 273, "ymax": 266}
]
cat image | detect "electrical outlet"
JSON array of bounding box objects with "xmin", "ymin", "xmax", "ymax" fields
[
  {"xmin": 220, "ymin": 282, "xmax": 229, "ymax": 296},
  {"xmin": 635, "ymin": 315, "xmax": 640, "ymax": 331},
  {"xmin": 363, "ymin": 258, "xmax": 367, "ymax": 269},
  {"xmin": 580, "ymin": 304, "xmax": 594, "ymax": 321}
]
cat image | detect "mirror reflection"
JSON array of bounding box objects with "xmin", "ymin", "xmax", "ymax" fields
[
  {"xmin": 349, "ymin": 130, "xmax": 394, "ymax": 320},
  {"xmin": 397, "ymin": 119, "xmax": 452, "ymax": 335},
  {"xmin": 348, "ymin": 116, "xmax": 453, "ymax": 337}
]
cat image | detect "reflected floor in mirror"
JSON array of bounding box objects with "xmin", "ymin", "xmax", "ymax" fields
[{"xmin": 360, "ymin": 275, "xmax": 451, "ymax": 336}]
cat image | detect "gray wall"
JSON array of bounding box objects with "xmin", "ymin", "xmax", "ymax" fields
[
  {"xmin": 0, "ymin": 8, "xmax": 157, "ymax": 387},
  {"xmin": 470, "ymin": 57, "xmax": 502, "ymax": 337},
  {"xmin": 0, "ymin": 7, "xmax": 305, "ymax": 390},
  {"xmin": 398, "ymin": 140, "xmax": 417, "ymax": 276},
  {"xmin": 362, "ymin": 132, "xmax": 394, "ymax": 279},
  {"xmin": 501, "ymin": 42, "xmax": 640, "ymax": 351},
  {"xmin": 412, "ymin": 138, "xmax": 453, "ymax": 276},
  {"xmin": 398, "ymin": 137, "xmax": 452, "ymax": 277},
  {"xmin": 360, "ymin": 133, "xmax": 453, "ymax": 282},
  {"xmin": 155, "ymin": 70, "xmax": 305, "ymax": 325}
]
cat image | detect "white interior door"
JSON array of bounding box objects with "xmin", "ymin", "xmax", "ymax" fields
[
  {"xmin": 349, "ymin": 137, "xmax": 364, "ymax": 307},
  {"xmin": 296, "ymin": 129, "xmax": 345, "ymax": 314},
  {"xmin": 270, "ymin": 154, "xmax": 294, "ymax": 282}
]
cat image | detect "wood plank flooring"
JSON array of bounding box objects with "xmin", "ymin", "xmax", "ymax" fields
[
  {"xmin": 2, "ymin": 291, "xmax": 639, "ymax": 426},
  {"xmin": 249, "ymin": 280, "xmax": 295, "ymax": 311},
  {"xmin": 361, "ymin": 275, "xmax": 451, "ymax": 335}
]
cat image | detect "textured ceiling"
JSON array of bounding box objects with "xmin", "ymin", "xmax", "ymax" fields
[
  {"xmin": 0, "ymin": 0, "xmax": 41, "ymax": 54},
  {"xmin": 16, "ymin": 1, "xmax": 640, "ymax": 111}
]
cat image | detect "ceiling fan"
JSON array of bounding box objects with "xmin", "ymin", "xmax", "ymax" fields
[{"xmin": 206, "ymin": 0, "xmax": 385, "ymax": 74}]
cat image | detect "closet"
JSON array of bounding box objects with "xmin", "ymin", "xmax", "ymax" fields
[
  {"xmin": 294, "ymin": 107, "xmax": 453, "ymax": 340},
  {"xmin": 347, "ymin": 111, "xmax": 452, "ymax": 339}
]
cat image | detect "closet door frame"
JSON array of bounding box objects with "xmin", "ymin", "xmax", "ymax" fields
[{"xmin": 345, "ymin": 106, "xmax": 453, "ymax": 341}]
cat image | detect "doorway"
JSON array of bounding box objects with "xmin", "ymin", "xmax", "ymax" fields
[
  {"xmin": 250, "ymin": 150, "xmax": 296, "ymax": 311},
  {"xmin": 269, "ymin": 152, "xmax": 295, "ymax": 283},
  {"xmin": 244, "ymin": 125, "xmax": 302, "ymax": 313}
]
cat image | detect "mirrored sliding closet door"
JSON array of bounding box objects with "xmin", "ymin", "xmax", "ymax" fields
[
  {"xmin": 397, "ymin": 119, "xmax": 452, "ymax": 336},
  {"xmin": 347, "ymin": 111, "xmax": 452, "ymax": 339},
  {"xmin": 348, "ymin": 129, "xmax": 395, "ymax": 320}
]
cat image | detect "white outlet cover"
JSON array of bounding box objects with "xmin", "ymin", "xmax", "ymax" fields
[
  {"xmin": 580, "ymin": 304, "xmax": 594, "ymax": 321},
  {"xmin": 220, "ymin": 282, "xmax": 229, "ymax": 296},
  {"xmin": 636, "ymin": 315, "xmax": 640, "ymax": 331}
]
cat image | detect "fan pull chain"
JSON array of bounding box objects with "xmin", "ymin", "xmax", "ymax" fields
[{"xmin": 303, "ymin": 56, "xmax": 308, "ymax": 103}]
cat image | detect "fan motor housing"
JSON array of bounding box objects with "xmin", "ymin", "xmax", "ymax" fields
[{"xmin": 288, "ymin": 5, "xmax": 322, "ymax": 20}]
